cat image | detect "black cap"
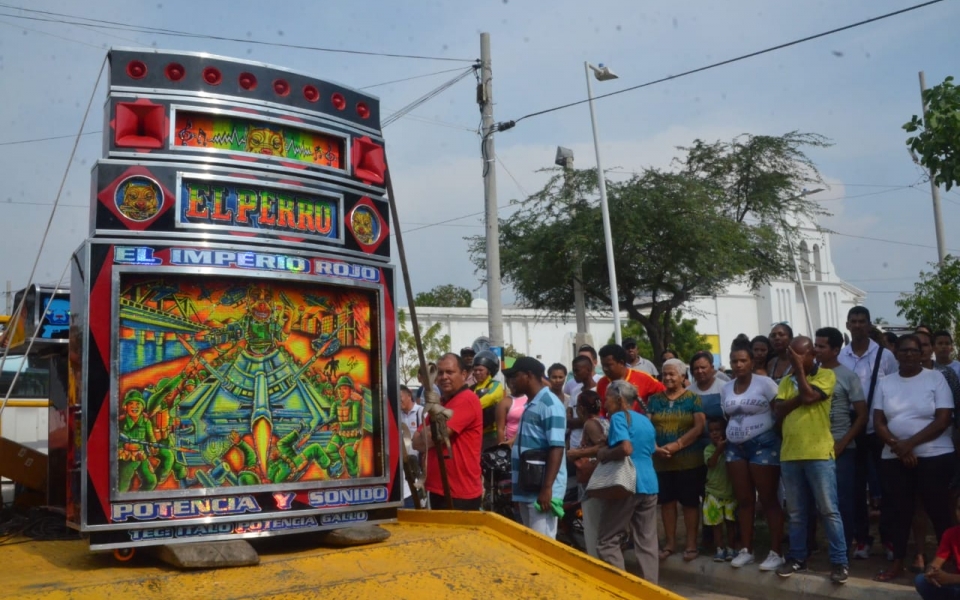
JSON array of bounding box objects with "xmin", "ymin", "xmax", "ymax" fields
[
  {"xmin": 502, "ymin": 356, "xmax": 546, "ymax": 379},
  {"xmin": 622, "ymin": 337, "xmax": 638, "ymax": 349},
  {"xmin": 459, "ymin": 347, "xmax": 476, "ymax": 356}
]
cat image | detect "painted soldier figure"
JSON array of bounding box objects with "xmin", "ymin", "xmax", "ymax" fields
[{"xmin": 117, "ymin": 389, "xmax": 158, "ymax": 492}]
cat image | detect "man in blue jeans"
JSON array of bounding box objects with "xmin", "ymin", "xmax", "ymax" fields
[
  {"xmin": 773, "ymin": 336, "xmax": 848, "ymax": 584},
  {"xmin": 814, "ymin": 327, "xmax": 867, "ymax": 550}
]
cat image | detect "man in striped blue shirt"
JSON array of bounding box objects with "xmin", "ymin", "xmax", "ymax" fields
[{"xmin": 505, "ymin": 357, "xmax": 567, "ymax": 539}]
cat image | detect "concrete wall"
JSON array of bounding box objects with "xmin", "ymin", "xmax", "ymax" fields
[{"xmin": 0, "ymin": 406, "xmax": 48, "ymax": 454}]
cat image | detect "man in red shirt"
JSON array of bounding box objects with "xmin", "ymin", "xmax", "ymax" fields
[
  {"xmin": 916, "ymin": 498, "xmax": 960, "ymax": 598},
  {"xmin": 596, "ymin": 344, "xmax": 665, "ymax": 414},
  {"xmin": 412, "ymin": 353, "xmax": 483, "ymax": 510}
]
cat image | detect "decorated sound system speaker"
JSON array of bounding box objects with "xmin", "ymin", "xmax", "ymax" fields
[
  {"xmin": 2, "ymin": 284, "xmax": 71, "ymax": 354},
  {"xmin": 58, "ymin": 48, "xmax": 402, "ymax": 551}
]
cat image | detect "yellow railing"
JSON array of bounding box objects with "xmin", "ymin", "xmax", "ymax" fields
[{"xmin": 3, "ymin": 399, "xmax": 50, "ymax": 408}]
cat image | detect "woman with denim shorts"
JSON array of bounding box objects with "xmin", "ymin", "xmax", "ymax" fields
[{"xmin": 720, "ymin": 338, "xmax": 786, "ymax": 571}]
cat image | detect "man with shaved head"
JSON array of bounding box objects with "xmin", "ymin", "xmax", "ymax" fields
[{"xmin": 773, "ymin": 336, "xmax": 848, "ymax": 584}]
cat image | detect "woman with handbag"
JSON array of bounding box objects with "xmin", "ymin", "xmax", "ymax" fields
[
  {"xmin": 565, "ymin": 390, "xmax": 608, "ymax": 557},
  {"xmin": 593, "ymin": 380, "xmax": 660, "ymax": 584}
]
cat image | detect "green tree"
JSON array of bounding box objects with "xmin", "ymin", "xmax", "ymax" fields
[
  {"xmin": 904, "ymin": 76, "xmax": 960, "ymax": 191},
  {"xmin": 413, "ymin": 284, "xmax": 473, "ymax": 307},
  {"xmin": 894, "ymin": 255, "xmax": 960, "ymax": 335},
  {"xmin": 470, "ymin": 132, "xmax": 830, "ymax": 360},
  {"xmin": 396, "ymin": 309, "xmax": 450, "ymax": 384},
  {"xmin": 502, "ymin": 344, "xmax": 525, "ymax": 360},
  {"xmin": 610, "ymin": 313, "xmax": 712, "ymax": 364}
]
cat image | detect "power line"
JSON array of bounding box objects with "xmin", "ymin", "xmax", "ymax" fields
[
  {"xmin": 815, "ymin": 186, "xmax": 917, "ymax": 202},
  {"xmin": 829, "ymin": 230, "xmax": 960, "ymax": 253},
  {"xmin": 391, "ymin": 153, "xmax": 537, "ymax": 237},
  {"xmin": 382, "ymin": 68, "xmax": 476, "ymax": 127},
  {"xmin": 847, "ymin": 276, "xmax": 917, "ymax": 283},
  {"xmin": 496, "ymin": 0, "xmax": 945, "ymax": 129},
  {"xmin": 360, "ymin": 67, "xmax": 477, "ymax": 90},
  {"xmin": 0, "ymin": 200, "xmax": 86, "ymax": 208},
  {"xmin": 495, "ymin": 154, "xmax": 530, "ymax": 199},
  {"xmin": 0, "ymin": 131, "xmax": 101, "ymax": 147},
  {"xmin": 0, "ymin": 17, "xmax": 105, "ymax": 49},
  {"xmin": 608, "ymin": 169, "xmax": 922, "ymax": 202},
  {"xmin": 0, "ymin": 5, "xmax": 475, "ymax": 62}
]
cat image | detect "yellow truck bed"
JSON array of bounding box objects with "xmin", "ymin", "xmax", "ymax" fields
[{"xmin": 5, "ymin": 509, "xmax": 683, "ymax": 599}]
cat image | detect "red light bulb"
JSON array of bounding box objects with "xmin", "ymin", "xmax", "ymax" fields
[
  {"xmin": 202, "ymin": 66, "xmax": 222, "ymax": 86},
  {"xmin": 126, "ymin": 60, "xmax": 147, "ymax": 80},
  {"xmin": 164, "ymin": 63, "xmax": 185, "ymax": 81},
  {"xmin": 303, "ymin": 85, "xmax": 320, "ymax": 103},
  {"xmin": 239, "ymin": 72, "xmax": 257, "ymax": 90},
  {"xmin": 273, "ymin": 79, "xmax": 290, "ymax": 96}
]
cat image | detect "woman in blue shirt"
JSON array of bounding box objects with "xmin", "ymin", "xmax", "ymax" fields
[{"xmin": 595, "ymin": 380, "xmax": 660, "ymax": 584}]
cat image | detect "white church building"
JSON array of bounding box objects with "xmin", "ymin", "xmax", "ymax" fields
[{"xmin": 402, "ymin": 221, "xmax": 865, "ymax": 369}]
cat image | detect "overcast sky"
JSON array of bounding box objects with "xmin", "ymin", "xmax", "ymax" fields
[{"xmin": 0, "ymin": 0, "xmax": 957, "ymax": 328}]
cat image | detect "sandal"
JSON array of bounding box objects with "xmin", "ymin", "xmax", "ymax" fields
[
  {"xmin": 874, "ymin": 569, "xmax": 902, "ymax": 583},
  {"xmin": 682, "ymin": 548, "xmax": 699, "ymax": 562},
  {"xmin": 659, "ymin": 548, "xmax": 675, "ymax": 561}
]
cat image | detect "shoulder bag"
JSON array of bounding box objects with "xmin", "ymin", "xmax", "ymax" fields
[
  {"xmin": 585, "ymin": 423, "xmax": 637, "ymax": 500},
  {"xmin": 851, "ymin": 346, "xmax": 884, "ymax": 445},
  {"xmin": 516, "ymin": 407, "xmax": 548, "ymax": 493}
]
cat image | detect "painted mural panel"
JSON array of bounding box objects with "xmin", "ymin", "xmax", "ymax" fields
[
  {"xmin": 174, "ymin": 110, "xmax": 345, "ymax": 170},
  {"xmin": 113, "ymin": 273, "xmax": 379, "ymax": 498}
]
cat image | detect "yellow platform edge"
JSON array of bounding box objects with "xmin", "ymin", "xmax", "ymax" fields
[{"xmin": 397, "ymin": 509, "xmax": 685, "ymax": 600}]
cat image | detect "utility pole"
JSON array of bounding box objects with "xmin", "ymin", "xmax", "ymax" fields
[
  {"xmin": 555, "ymin": 147, "xmax": 589, "ymax": 343},
  {"xmin": 480, "ymin": 32, "xmax": 504, "ymax": 351},
  {"xmin": 919, "ymin": 71, "xmax": 947, "ymax": 265}
]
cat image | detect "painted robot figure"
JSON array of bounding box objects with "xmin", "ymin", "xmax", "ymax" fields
[{"xmin": 225, "ymin": 426, "xmax": 343, "ymax": 485}]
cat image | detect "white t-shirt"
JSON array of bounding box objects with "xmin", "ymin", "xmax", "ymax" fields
[
  {"xmin": 565, "ymin": 375, "xmax": 601, "ymax": 449},
  {"xmin": 720, "ymin": 375, "xmax": 779, "ymax": 444},
  {"xmin": 400, "ymin": 404, "xmax": 424, "ymax": 499},
  {"xmin": 873, "ymin": 368, "xmax": 954, "ymax": 459},
  {"xmin": 628, "ymin": 357, "xmax": 659, "ymax": 377},
  {"xmin": 838, "ymin": 340, "xmax": 899, "ymax": 434}
]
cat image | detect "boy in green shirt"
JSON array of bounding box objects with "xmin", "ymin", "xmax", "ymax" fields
[
  {"xmin": 774, "ymin": 336, "xmax": 847, "ymax": 584},
  {"xmin": 704, "ymin": 417, "xmax": 736, "ymax": 561}
]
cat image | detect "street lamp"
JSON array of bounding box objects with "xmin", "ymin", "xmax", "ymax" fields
[{"xmin": 585, "ymin": 62, "xmax": 622, "ymax": 344}]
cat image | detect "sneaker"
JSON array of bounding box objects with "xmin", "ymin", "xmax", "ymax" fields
[
  {"xmin": 853, "ymin": 543, "xmax": 870, "ymax": 560},
  {"xmin": 724, "ymin": 547, "xmax": 736, "ymax": 562},
  {"xmin": 884, "ymin": 542, "xmax": 894, "ymax": 561},
  {"xmin": 776, "ymin": 557, "xmax": 807, "ymax": 578},
  {"xmin": 759, "ymin": 551, "xmax": 785, "ymax": 572},
  {"xmin": 713, "ymin": 547, "xmax": 726, "ymax": 562},
  {"xmin": 730, "ymin": 548, "xmax": 755, "ymax": 568},
  {"xmin": 830, "ymin": 563, "xmax": 849, "ymax": 584}
]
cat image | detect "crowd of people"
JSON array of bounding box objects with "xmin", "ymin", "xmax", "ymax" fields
[{"xmin": 405, "ymin": 306, "xmax": 960, "ymax": 597}]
